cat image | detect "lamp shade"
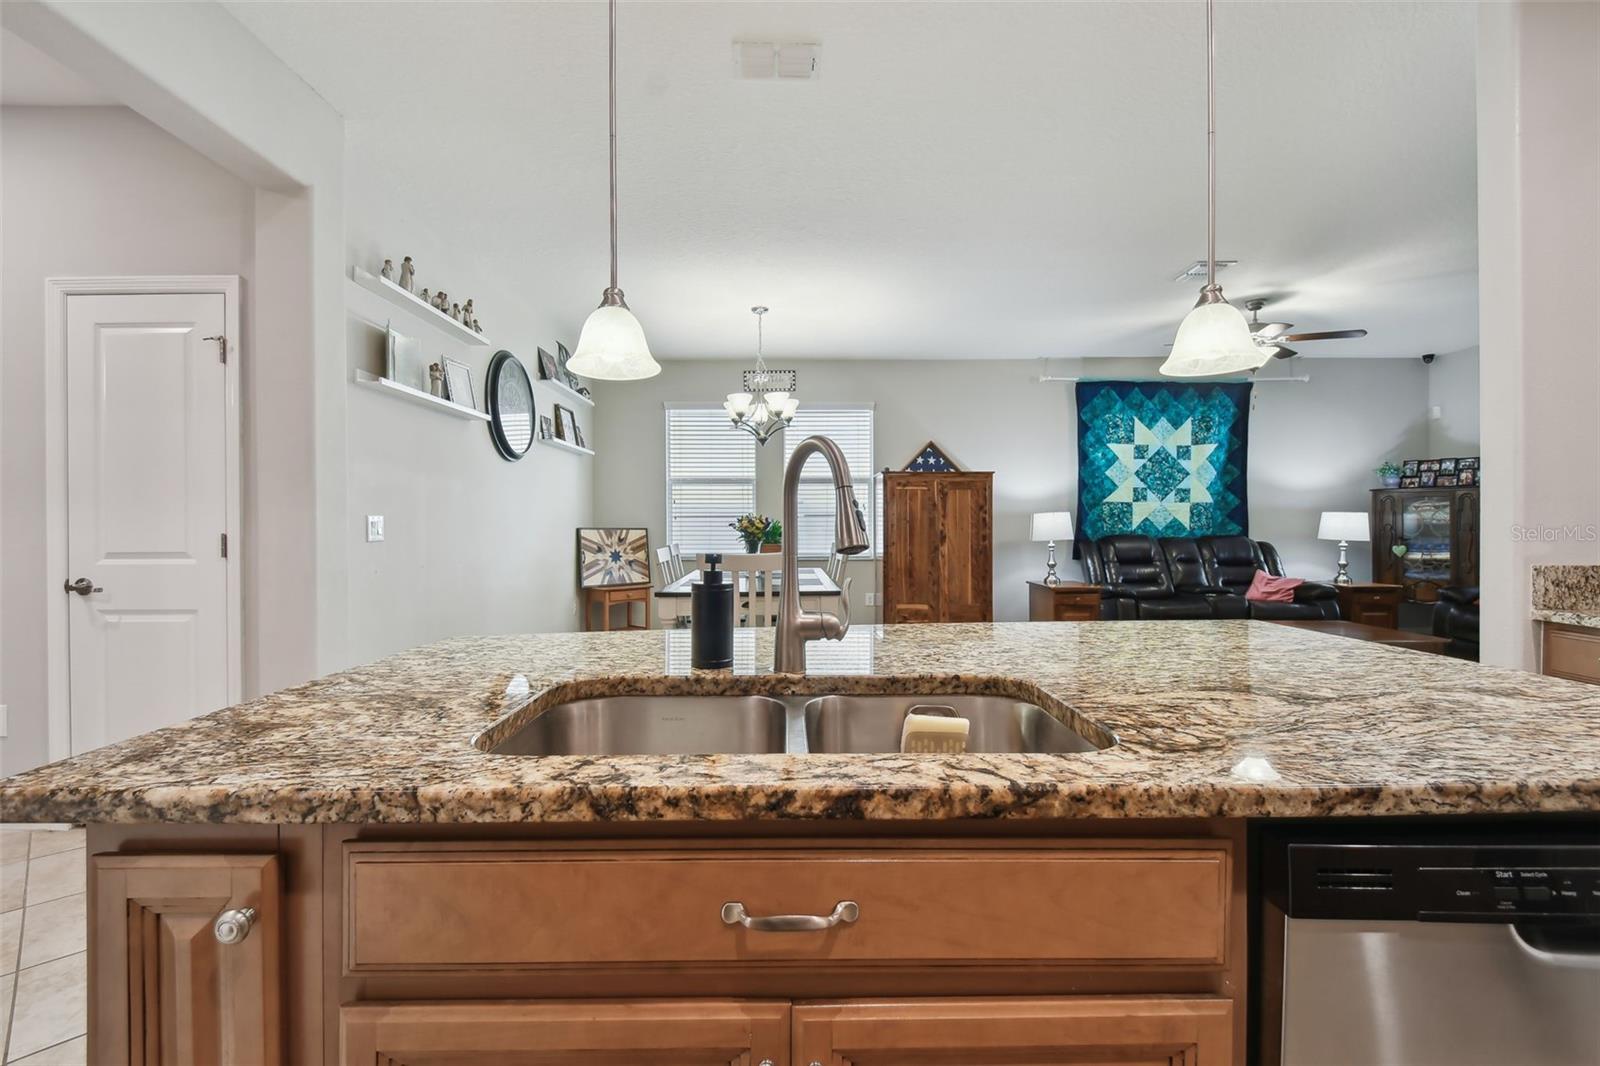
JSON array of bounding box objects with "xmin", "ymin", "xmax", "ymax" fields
[
  {"xmin": 568, "ymin": 303, "xmax": 661, "ymax": 381},
  {"xmin": 1160, "ymin": 300, "xmax": 1267, "ymax": 377},
  {"xmin": 1317, "ymin": 511, "xmax": 1370, "ymax": 542},
  {"xmin": 1031, "ymin": 511, "xmax": 1074, "ymax": 542}
]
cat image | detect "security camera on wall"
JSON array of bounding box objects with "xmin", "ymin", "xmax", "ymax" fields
[{"xmin": 1421, "ymin": 352, "xmax": 1437, "ymax": 364}]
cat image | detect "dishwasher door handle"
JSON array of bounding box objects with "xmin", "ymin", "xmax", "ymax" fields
[{"xmin": 1509, "ymin": 923, "xmax": 1600, "ymax": 971}]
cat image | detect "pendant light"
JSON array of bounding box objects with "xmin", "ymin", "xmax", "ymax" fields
[
  {"xmin": 724, "ymin": 306, "xmax": 798, "ymax": 445},
  {"xmin": 1160, "ymin": 0, "xmax": 1265, "ymax": 378},
  {"xmin": 568, "ymin": 0, "xmax": 661, "ymax": 381}
]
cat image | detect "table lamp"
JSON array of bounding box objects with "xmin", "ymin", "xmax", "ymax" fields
[
  {"xmin": 1031, "ymin": 511, "xmax": 1074, "ymax": 586},
  {"xmin": 1317, "ymin": 511, "xmax": 1370, "ymax": 586}
]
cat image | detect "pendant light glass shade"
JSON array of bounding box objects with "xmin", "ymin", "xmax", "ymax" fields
[
  {"xmin": 1162, "ymin": 298, "xmax": 1267, "ymax": 377},
  {"xmin": 568, "ymin": 0, "xmax": 661, "ymax": 382},
  {"xmin": 571, "ymin": 299, "xmax": 660, "ymax": 380}
]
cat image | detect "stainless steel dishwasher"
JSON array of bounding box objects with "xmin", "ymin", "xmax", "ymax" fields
[{"xmin": 1257, "ymin": 837, "xmax": 1600, "ymax": 1066}]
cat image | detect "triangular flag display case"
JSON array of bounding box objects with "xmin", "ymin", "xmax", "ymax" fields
[{"xmin": 904, "ymin": 441, "xmax": 960, "ymax": 473}]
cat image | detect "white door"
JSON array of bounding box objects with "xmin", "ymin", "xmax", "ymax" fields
[{"xmin": 65, "ymin": 292, "xmax": 231, "ymax": 752}]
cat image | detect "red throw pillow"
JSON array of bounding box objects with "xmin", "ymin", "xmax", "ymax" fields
[{"xmin": 1245, "ymin": 570, "xmax": 1303, "ymax": 603}]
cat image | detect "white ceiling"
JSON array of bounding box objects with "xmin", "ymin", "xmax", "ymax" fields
[
  {"xmin": 224, "ymin": 0, "xmax": 1478, "ymax": 360},
  {"xmin": 2, "ymin": 28, "xmax": 118, "ymax": 105}
]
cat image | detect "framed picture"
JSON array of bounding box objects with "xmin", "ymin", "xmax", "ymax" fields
[
  {"xmin": 573, "ymin": 422, "xmax": 586, "ymax": 450},
  {"xmin": 441, "ymin": 357, "xmax": 476, "ymax": 410},
  {"xmin": 1419, "ymin": 459, "xmax": 1441, "ymax": 473},
  {"xmin": 1458, "ymin": 456, "xmax": 1480, "ymax": 471},
  {"xmin": 1401, "ymin": 459, "xmax": 1420, "ymax": 477},
  {"xmin": 904, "ymin": 440, "xmax": 960, "ymax": 472},
  {"xmin": 1419, "ymin": 471, "xmax": 1437, "ymax": 487},
  {"xmin": 557, "ymin": 342, "xmax": 580, "ymax": 389},
  {"xmin": 1399, "ymin": 476, "xmax": 1421, "ymax": 488},
  {"xmin": 1436, "ymin": 474, "xmax": 1459, "ymax": 487},
  {"xmin": 1460, "ymin": 468, "xmax": 1477, "ymax": 486},
  {"xmin": 577, "ymin": 528, "xmax": 651, "ymax": 588},
  {"xmin": 384, "ymin": 323, "xmax": 428, "ymax": 391},
  {"xmin": 538, "ymin": 415, "xmax": 554, "ymax": 440},
  {"xmin": 536, "ymin": 347, "xmax": 559, "ymax": 381},
  {"xmin": 553, "ymin": 403, "xmax": 579, "ymax": 443},
  {"xmin": 1439, "ymin": 457, "xmax": 1458, "ymax": 475}
]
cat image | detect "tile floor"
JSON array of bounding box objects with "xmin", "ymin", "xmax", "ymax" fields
[{"xmin": 0, "ymin": 827, "xmax": 86, "ymax": 1066}]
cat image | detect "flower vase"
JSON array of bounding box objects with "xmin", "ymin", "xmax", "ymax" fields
[{"xmin": 741, "ymin": 537, "xmax": 762, "ymax": 554}]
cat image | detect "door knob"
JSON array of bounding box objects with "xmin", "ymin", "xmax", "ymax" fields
[{"xmin": 63, "ymin": 578, "xmax": 101, "ymax": 596}]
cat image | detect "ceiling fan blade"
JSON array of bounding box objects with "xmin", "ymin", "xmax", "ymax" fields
[
  {"xmin": 1251, "ymin": 321, "xmax": 1292, "ymax": 340},
  {"xmin": 1271, "ymin": 346, "xmax": 1299, "ymax": 360},
  {"xmin": 1280, "ymin": 328, "xmax": 1368, "ymax": 342}
]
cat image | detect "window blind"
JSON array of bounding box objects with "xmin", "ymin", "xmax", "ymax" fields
[
  {"xmin": 665, "ymin": 407, "xmax": 757, "ymax": 552},
  {"xmin": 782, "ymin": 406, "xmax": 877, "ymax": 558}
]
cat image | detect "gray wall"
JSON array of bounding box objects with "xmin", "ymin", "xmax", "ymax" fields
[
  {"xmin": 1427, "ymin": 345, "xmax": 1481, "ymax": 456},
  {"xmin": 593, "ymin": 357, "xmax": 1431, "ymax": 623},
  {"xmin": 1, "ymin": 105, "xmax": 254, "ymax": 775}
]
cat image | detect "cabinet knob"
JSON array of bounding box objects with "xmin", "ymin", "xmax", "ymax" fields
[{"xmin": 213, "ymin": 906, "xmax": 257, "ymax": 945}]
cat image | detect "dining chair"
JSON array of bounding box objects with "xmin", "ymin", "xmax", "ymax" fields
[
  {"xmin": 721, "ymin": 553, "xmax": 783, "ymax": 628},
  {"xmin": 654, "ymin": 546, "xmax": 680, "ymax": 584},
  {"xmin": 656, "ymin": 548, "xmax": 693, "ymax": 627}
]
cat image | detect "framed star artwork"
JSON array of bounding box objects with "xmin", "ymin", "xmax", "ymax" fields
[
  {"xmin": 577, "ymin": 528, "xmax": 651, "ymax": 588},
  {"xmin": 1074, "ymin": 380, "xmax": 1251, "ymax": 548},
  {"xmin": 904, "ymin": 441, "xmax": 960, "ymax": 472}
]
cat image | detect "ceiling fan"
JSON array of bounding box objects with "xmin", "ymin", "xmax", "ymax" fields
[{"xmin": 1245, "ymin": 298, "xmax": 1368, "ymax": 360}]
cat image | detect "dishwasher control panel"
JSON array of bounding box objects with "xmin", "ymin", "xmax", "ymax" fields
[{"xmin": 1288, "ymin": 842, "xmax": 1600, "ymax": 922}]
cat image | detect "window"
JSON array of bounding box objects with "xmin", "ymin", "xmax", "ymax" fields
[
  {"xmin": 782, "ymin": 406, "xmax": 877, "ymax": 558},
  {"xmin": 665, "ymin": 406, "xmax": 757, "ymax": 553}
]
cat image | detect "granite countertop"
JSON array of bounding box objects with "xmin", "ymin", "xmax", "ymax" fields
[
  {"xmin": 3, "ymin": 621, "xmax": 1599, "ymax": 824},
  {"xmin": 1532, "ymin": 564, "xmax": 1600, "ymax": 631}
]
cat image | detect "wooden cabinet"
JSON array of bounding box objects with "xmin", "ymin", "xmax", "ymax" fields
[
  {"xmin": 1370, "ymin": 487, "xmax": 1479, "ymax": 603},
  {"xmin": 1333, "ymin": 582, "xmax": 1402, "ymax": 628},
  {"xmin": 883, "ymin": 471, "xmax": 993, "ymax": 623},
  {"xmin": 1542, "ymin": 622, "xmax": 1600, "ymax": 684},
  {"xmin": 794, "ymin": 996, "xmax": 1233, "ymax": 1065},
  {"xmin": 91, "ymin": 853, "xmax": 281, "ymax": 1066},
  {"xmin": 1029, "ymin": 581, "xmax": 1104, "ymax": 621},
  {"xmin": 341, "ymin": 1000, "xmax": 789, "ymax": 1065}
]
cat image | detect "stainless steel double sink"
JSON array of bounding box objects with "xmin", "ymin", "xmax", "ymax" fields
[{"xmin": 479, "ymin": 693, "xmax": 1110, "ymax": 757}]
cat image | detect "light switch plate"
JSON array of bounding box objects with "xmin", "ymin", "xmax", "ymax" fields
[
  {"xmin": 865, "ymin": 592, "xmax": 880, "ymax": 606},
  {"xmin": 366, "ymin": 515, "xmax": 385, "ymax": 542}
]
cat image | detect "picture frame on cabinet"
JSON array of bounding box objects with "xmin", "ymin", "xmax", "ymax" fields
[
  {"xmin": 1459, "ymin": 468, "xmax": 1477, "ymax": 486},
  {"xmin": 1438, "ymin": 457, "xmax": 1458, "ymax": 475},
  {"xmin": 1399, "ymin": 476, "xmax": 1421, "ymax": 488},
  {"xmin": 1436, "ymin": 474, "xmax": 1459, "ymax": 487},
  {"xmin": 441, "ymin": 357, "xmax": 476, "ymax": 410},
  {"xmin": 1400, "ymin": 459, "xmax": 1420, "ymax": 477},
  {"xmin": 1419, "ymin": 459, "xmax": 1441, "ymax": 473},
  {"xmin": 1458, "ymin": 456, "xmax": 1480, "ymax": 471},
  {"xmin": 1418, "ymin": 471, "xmax": 1437, "ymax": 487}
]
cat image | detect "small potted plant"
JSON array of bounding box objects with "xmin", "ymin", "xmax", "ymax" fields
[
  {"xmin": 730, "ymin": 513, "xmax": 772, "ymax": 554},
  {"xmin": 760, "ymin": 520, "xmax": 783, "ymax": 553},
  {"xmin": 1375, "ymin": 461, "xmax": 1403, "ymax": 488}
]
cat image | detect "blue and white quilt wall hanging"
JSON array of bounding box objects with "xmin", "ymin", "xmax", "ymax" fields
[{"xmin": 1075, "ymin": 379, "xmax": 1251, "ymax": 547}]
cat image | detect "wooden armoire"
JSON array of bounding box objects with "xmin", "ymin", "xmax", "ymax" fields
[{"xmin": 882, "ymin": 471, "xmax": 994, "ymax": 623}]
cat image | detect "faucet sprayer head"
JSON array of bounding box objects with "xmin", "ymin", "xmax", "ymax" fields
[{"xmin": 835, "ymin": 485, "xmax": 870, "ymax": 555}]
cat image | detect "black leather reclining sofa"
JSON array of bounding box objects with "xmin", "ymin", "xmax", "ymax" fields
[{"xmin": 1081, "ymin": 534, "xmax": 1341, "ymax": 621}]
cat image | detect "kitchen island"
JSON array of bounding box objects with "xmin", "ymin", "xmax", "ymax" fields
[{"xmin": 4, "ymin": 620, "xmax": 1598, "ymax": 1064}]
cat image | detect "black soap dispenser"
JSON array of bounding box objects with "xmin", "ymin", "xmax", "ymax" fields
[{"xmin": 691, "ymin": 553, "xmax": 734, "ymax": 670}]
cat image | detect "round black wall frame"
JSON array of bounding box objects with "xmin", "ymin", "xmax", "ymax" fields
[{"xmin": 486, "ymin": 350, "xmax": 535, "ymax": 461}]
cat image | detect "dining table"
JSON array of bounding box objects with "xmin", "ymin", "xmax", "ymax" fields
[{"xmin": 655, "ymin": 566, "xmax": 843, "ymax": 600}]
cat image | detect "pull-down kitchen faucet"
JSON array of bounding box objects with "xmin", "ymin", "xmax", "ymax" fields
[{"xmin": 774, "ymin": 435, "xmax": 870, "ymax": 674}]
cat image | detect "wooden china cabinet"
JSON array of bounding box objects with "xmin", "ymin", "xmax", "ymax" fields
[{"xmin": 1369, "ymin": 486, "xmax": 1479, "ymax": 603}]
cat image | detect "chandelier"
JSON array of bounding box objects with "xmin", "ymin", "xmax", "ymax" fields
[{"xmin": 724, "ymin": 306, "xmax": 798, "ymax": 444}]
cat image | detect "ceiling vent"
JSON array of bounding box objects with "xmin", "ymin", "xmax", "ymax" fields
[
  {"xmin": 734, "ymin": 40, "xmax": 819, "ymax": 80},
  {"xmin": 1174, "ymin": 259, "xmax": 1238, "ymax": 282}
]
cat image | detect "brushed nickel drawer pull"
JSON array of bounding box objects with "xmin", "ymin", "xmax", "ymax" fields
[
  {"xmin": 213, "ymin": 907, "xmax": 257, "ymax": 945},
  {"xmin": 721, "ymin": 900, "xmax": 859, "ymax": 932}
]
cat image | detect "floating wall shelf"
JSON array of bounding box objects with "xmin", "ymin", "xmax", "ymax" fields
[
  {"xmin": 540, "ymin": 375, "xmax": 596, "ymax": 409},
  {"xmin": 539, "ymin": 435, "xmax": 595, "ymax": 457},
  {"xmin": 354, "ymin": 369, "xmax": 489, "ymax": 421},
  {"xmin": 351, "ymin": 266, "xmax": 492, "ymax": 347}
]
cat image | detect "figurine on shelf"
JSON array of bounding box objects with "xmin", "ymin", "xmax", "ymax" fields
[
  {"xmin": 398, "ymin": 256, "xmax": 415, "ymax": 292},
  {"xmin": 462, "ymin": 298, "xmax": 474, "ymax": 325},
  {"xmin": 472, "ymin": 317, "xmax": 483, "ymax": 333},
  {"xmin": 432, "ymin": 291, "xmax": 448, "ymax": 312},
  {"xmin": 380, "ymin": 258, "xmax": 395, "ymax": 282},
  {"xmin": 417, "ymin": 288, "xmax": 430, "ymax": 307},
  {"xmin": 450, "ymin": 302, "xmax": 462, "ymax": 322},
  {"xmin": 428, "ymin": 362, "xmax": 445, "ymax": 398}
]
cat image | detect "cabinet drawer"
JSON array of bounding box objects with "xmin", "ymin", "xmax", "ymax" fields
[
  {"xmin": 1544, "ymin": 624, "xmax": 1600, "ymax": 683},
  {"xmin": 345, "ymin": 843, "xmax": 1229, "ymax": 972}
]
